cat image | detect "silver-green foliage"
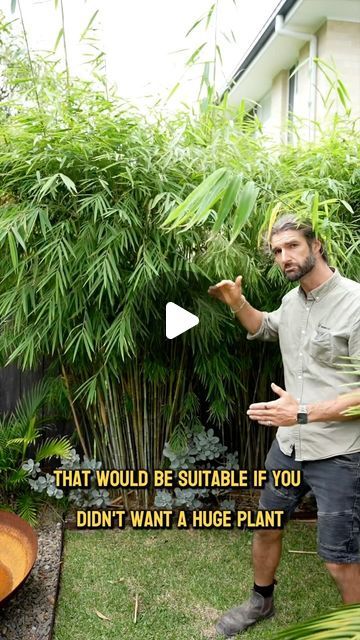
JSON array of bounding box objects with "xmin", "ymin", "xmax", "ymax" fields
[
  {"xmin": 154, "ymin": 425, "xmax": 238, "ymax": 509},
  {"xmin": 23, "ymin": 448, "xmax": 110, "ymax": 508},
  {"xmin": 59, "ymin": 448, "xmax": 111, "ymax": 508}
]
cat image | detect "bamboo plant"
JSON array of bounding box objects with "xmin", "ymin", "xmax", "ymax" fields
[{"xmin": 0, "ymin": 15, "xmax": 359, "ymax": 508}]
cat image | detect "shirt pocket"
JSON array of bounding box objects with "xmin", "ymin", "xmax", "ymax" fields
[{"xmin": 309, "ymin": 324, "xmax": 348, "ymax": 366}]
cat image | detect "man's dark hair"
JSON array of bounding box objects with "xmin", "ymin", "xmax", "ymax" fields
[{"xmin": 267, "ymin": 213, "xmax": 329, "ymax": 263}]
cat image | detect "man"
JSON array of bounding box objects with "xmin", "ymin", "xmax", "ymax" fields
[{"xmin": 208, "ymin": 214, "xmax": 360, "ymax": 637}]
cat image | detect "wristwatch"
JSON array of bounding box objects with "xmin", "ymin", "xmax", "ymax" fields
[{"xmin": 297, "ymin": 404, "xmax": 308, "ymax": 424}]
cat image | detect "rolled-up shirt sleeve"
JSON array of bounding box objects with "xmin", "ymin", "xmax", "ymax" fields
[{"xmin": 246, "ymin": 307, "xmax": 281, "ymax": 342}]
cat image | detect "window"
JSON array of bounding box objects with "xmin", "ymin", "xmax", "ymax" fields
[
  {"xmin": 288, "ymin": 64, "xmax": 298, "ymax": 122},
  {"xmin": 288, "ymin": 64, "xmax": 299, "ymax": 143}
]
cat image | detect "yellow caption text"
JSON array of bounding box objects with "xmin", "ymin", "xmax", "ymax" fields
[
  {"xmin": 54, "ymin": 468, "xmax": 302, "ymax": 489},
  {"xmin": 76, "ymin": 509, "xmax": 285, "ymax": 530}
]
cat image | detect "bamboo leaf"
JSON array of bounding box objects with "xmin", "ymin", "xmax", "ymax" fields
[
  {"xmin": 205, "ymin": 4, "xmax": 215, "ymax": 29},
  {"xmin": 261, "ymin": 202, "xmax": 283, "ymax": 246},
  {"xmin": 38, "ymin": 174, "xmax": 59, "ymax": 200},
  {"xmin": 80, "ymin": 10, "xmax": 99, "ymax": 40},
  {"xmin": 162, "ymin": 168, "xmax": 229, "ymax": 228},
  {"xmin": 199, "ymin": 61, "xmax": 211, "ymax": 94},
  {"xmin": 185, "ymin": 43, "xmax": 206, "ymax": 66},
  {"xmin": 185, "ymin": 17, "xmax": 204, "ymax": 38},
  {"xmin": 38, "ymin": 208, "xmax": 52, "ymax": 237},
  {"xmin": 8, "ymin": 232, "xmax": 18, "ymax": 269},
  {"xmin": 12, "ymin": 226, "xmax": 26, "ymax": 250},
  {"xmin": 53, "ymin": 27, "xmax": 64, "ymax": 52},
  {"xmin": 337, "ymin": 84, "xmax": 348, "ymax": 109},
  {"xmin": 212, "ymin": 174, "xmax": 242, "ymax": 233},
  {"xmin": 59, "ymin": 173, "xmax": 77, "ymax": 194},
  {"xmin": 310, "ymin": 191, "xmax": 319, "ymax": 229},
  {"xmin": 182, "ymin": 174, "xmax": 229, "ymax": 229},
  {"xmin": 337, "ymin": 78, "xmax": 350, "ymax": 101},
  {"xmin": 340, "ymin": 200, "xmax": 354, "ymax": 214},
  {"xmin": 230, "ymin": 181, "xmax": 259, "ymax": 244},
  {"xmin": 167, "ymin": 82, "xmax": 180, "ymax": 101}
]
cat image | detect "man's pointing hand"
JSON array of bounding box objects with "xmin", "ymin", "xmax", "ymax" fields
[{"xmin": 208, "ymin": 275, "xmax": 243, "ymax": 309}]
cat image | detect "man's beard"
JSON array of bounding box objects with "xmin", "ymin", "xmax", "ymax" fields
[{"xmin": 283, "ymin": 252, "xmax": 316, "ymax": 281}]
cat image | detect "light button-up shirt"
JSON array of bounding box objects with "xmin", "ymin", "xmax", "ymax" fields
[{"xmin": 247, "ymin": 269, "xmax": 360, "ymax": 461}]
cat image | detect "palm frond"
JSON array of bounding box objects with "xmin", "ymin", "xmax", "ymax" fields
[
  {"xmin": 35, "ymin": 436, "xmax": 72, "ymax": 462},
  {"xmin": 15, "ymin": 493, "xmax": 39, "ymax": 526},
  {"xmin": 272, "ymin": 604, "xmax": 360, "ymax": 640}
]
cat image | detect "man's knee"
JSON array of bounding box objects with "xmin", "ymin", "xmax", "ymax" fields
[
  {"xmin": 325, "ymin": 561, "xmax": 360, "ymax": 578},
  {"xmin": 326, "ymin": 562, "xmax": 344, "ymax": 578},
  {"xmin": 325, "ymin": 562, "xmax": 360, "ymax": 603},
  {"xmin": 254, "ymin": 528, "xmax": 283, "ymax": 544}
]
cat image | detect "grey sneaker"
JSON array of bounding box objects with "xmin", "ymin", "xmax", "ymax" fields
[{"xmin": 216, "ymin": 589, "xmax": 274, "ymax": 637}]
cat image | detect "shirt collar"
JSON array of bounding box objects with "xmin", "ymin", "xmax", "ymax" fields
[{"xmin": 298, "ymin": 267, "xmax": 341, "ymax": 302}]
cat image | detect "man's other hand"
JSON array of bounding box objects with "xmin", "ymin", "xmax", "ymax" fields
[{"xmin": 247, "ymin": 383, "xmax": 299, "ymax": 427}]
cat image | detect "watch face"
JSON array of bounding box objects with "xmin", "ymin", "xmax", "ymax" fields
[{"xmin": 297, "ymin": 413, "xmax": 308, "ymax": 424}]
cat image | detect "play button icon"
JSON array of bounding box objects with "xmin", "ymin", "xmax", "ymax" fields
[{"xmin": 166, "ymin": 302, "xmax": 199, "ymax": 339}]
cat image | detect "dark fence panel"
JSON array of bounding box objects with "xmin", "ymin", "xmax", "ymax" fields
[
  {"xmin": 0, "ymin": 361, "xmax": 45, "ymax": 413},
  {"xmin": 0, "ymin": 360, "xmax": 74, "ymax": 442}
]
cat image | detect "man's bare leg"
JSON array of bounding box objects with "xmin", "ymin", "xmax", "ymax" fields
[
  {"xmin": 326, "ymin": 563, "xmax": 360, "ymax": 603},
  {"xmin": 216, "ymin": 529, "xmax": 283, "ymax": 636},
  {"xmin": 253, "ymin": 529, "xmax": 283, "ymax": 585}
]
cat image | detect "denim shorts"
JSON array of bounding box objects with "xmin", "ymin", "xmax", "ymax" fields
[{"xmin": 259, "ymin": 438, "xmax": 360, "ymax": 563}]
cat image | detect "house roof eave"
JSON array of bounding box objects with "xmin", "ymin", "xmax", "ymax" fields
[
  {"xmin": 221, "ymin": 0, "xmax": 360, "ymax": 105},
  {"xmin": 220, "ymin": 0, "xmax": 300, "ymax": 102},
  {"xmin": 228, "ymin": 0, "xmax": 300, "ymax": 92}
]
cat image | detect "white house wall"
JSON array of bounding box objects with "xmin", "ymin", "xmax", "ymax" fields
[
  {"xmin": 266, "ymin": 70, "xmax": 289, "ymax": 141},
  {"xmin": 316, "ymin": 20, "xmax": 360, "ymax": 123}
]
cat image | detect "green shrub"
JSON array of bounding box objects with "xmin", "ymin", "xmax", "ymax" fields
[{"xmin": 0, "ymin": 381, "xmax": 72, "ymax": 524}]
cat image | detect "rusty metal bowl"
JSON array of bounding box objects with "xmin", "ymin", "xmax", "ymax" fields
[{"xmin": 0, "ymin": 511, "xmax": 38, "ymax": 605}]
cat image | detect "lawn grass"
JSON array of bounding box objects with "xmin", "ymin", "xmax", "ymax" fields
[{"xmin": 53, "ymin": 522, "xmax": 340, "ymax": 640}]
